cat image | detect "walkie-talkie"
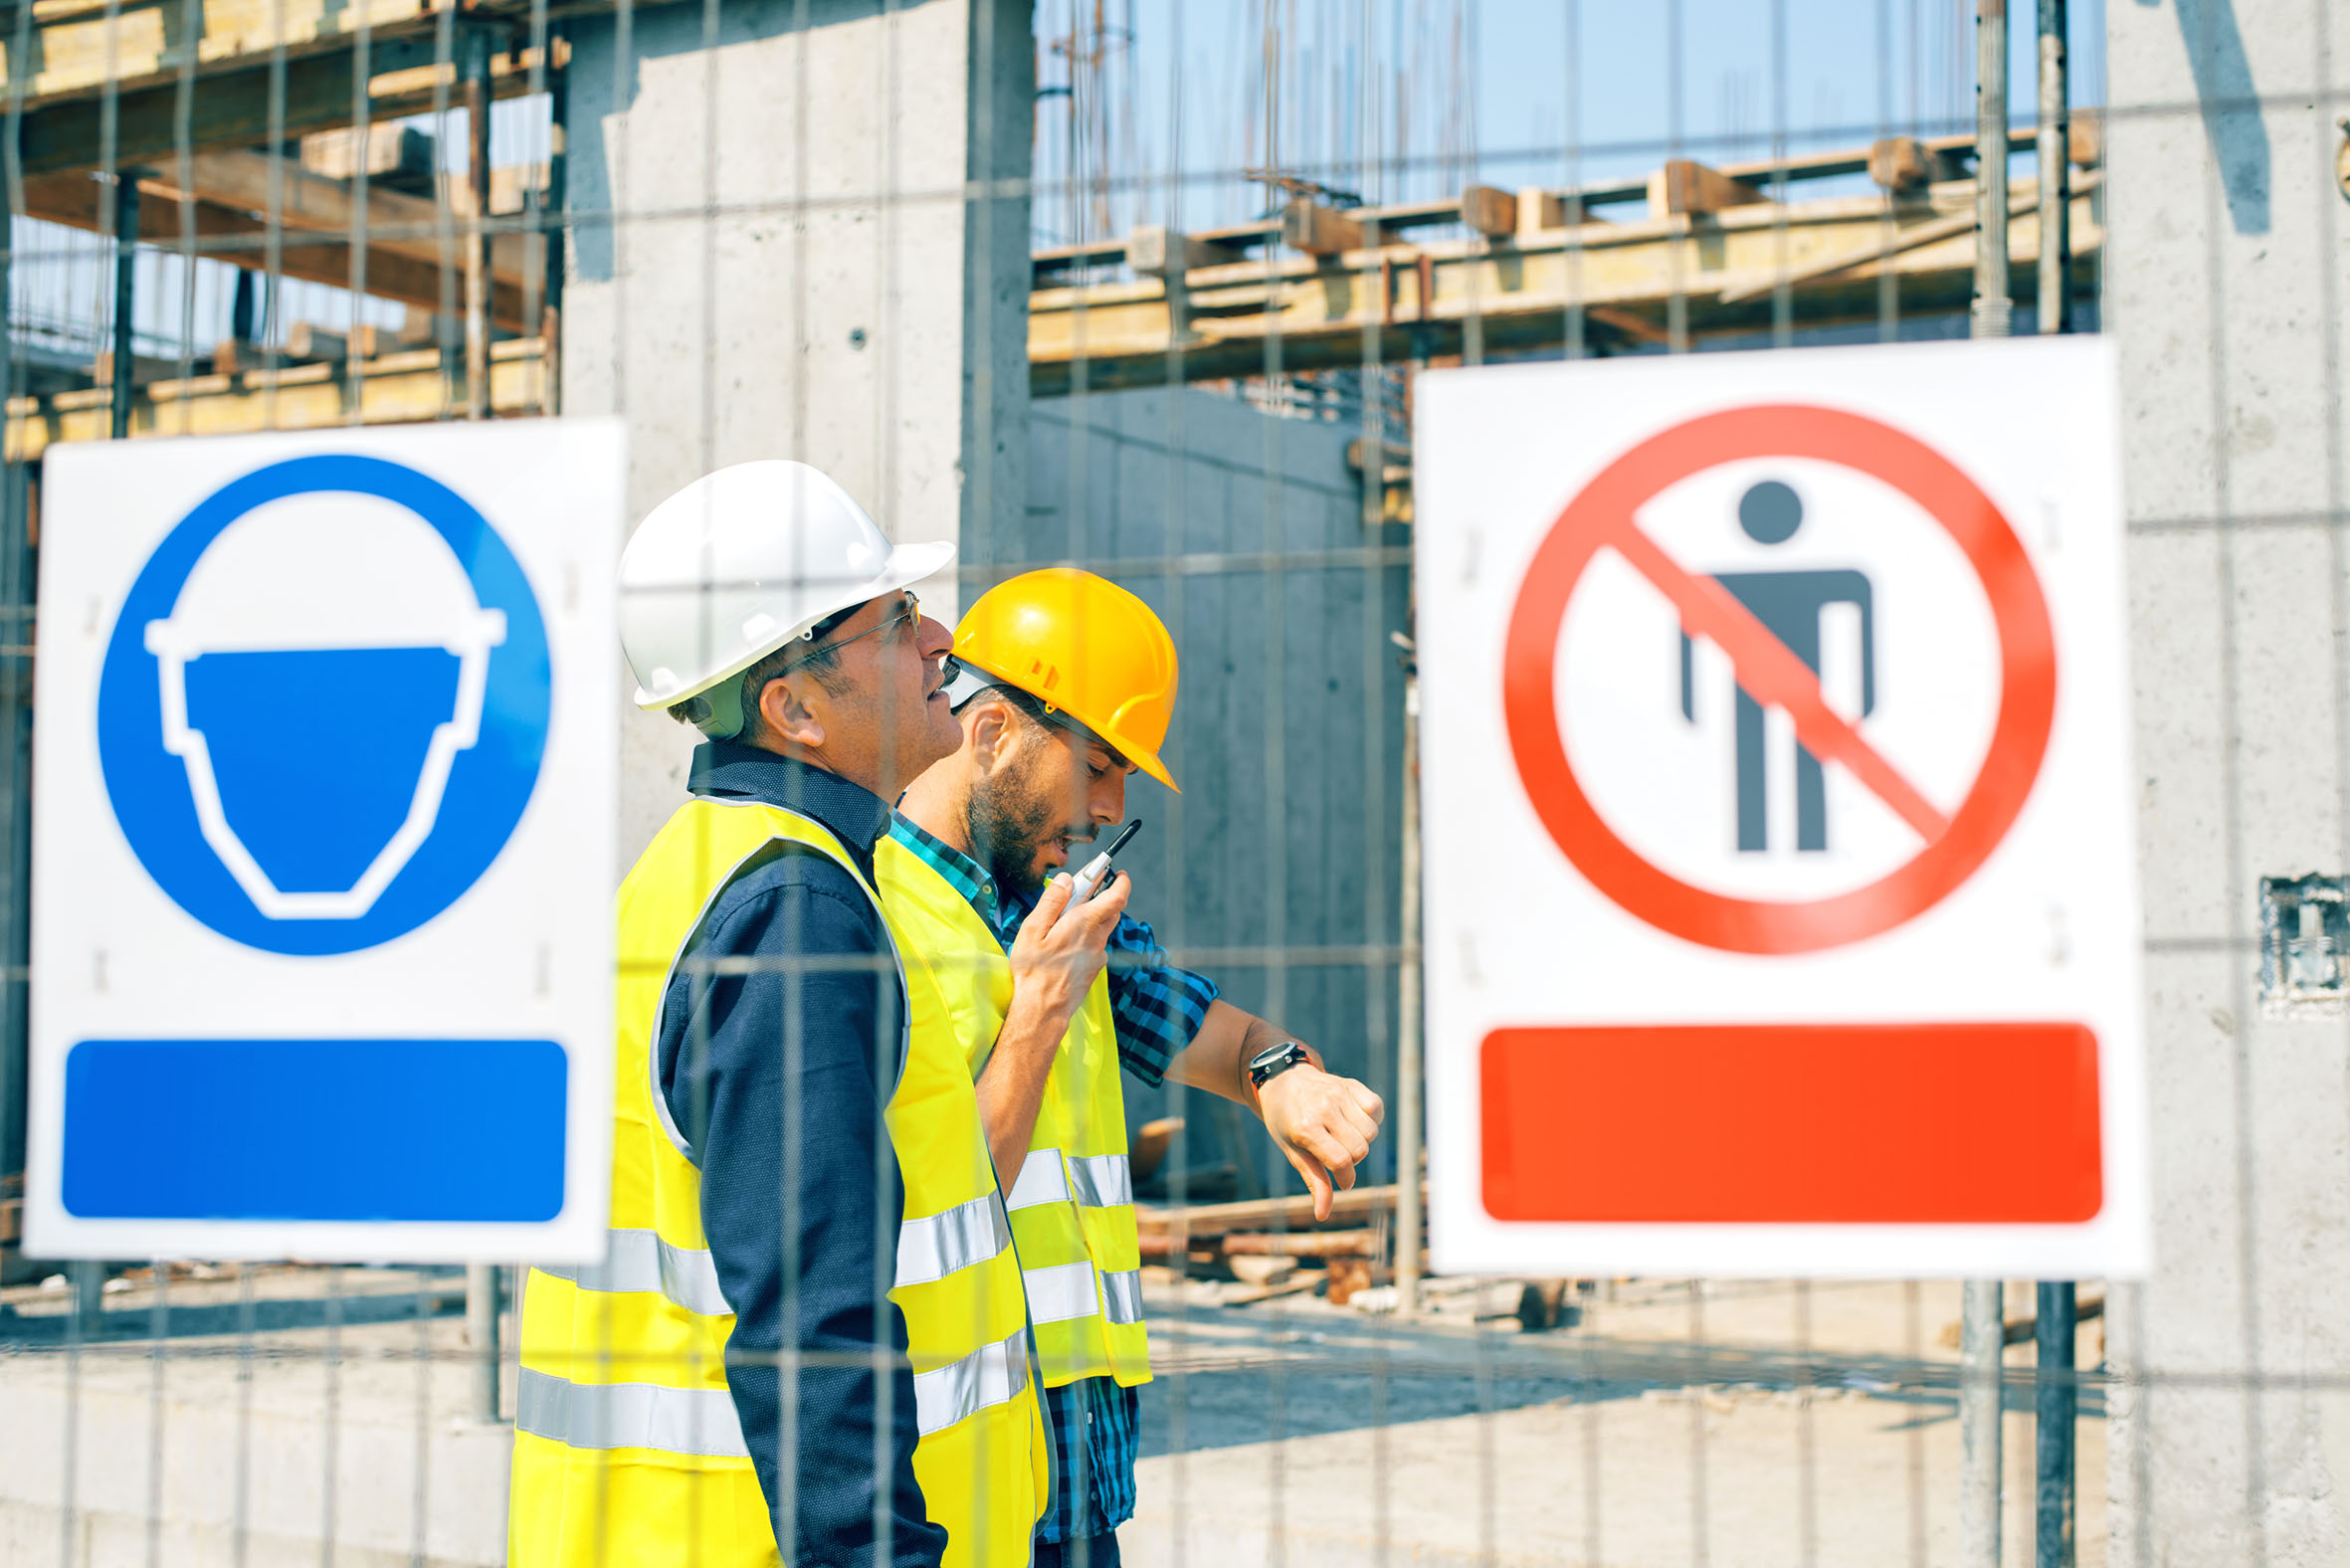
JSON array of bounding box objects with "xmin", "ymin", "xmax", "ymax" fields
[{"xmin": 1069, "ymin": 818, "xmax": 1142, "ymax": 901}]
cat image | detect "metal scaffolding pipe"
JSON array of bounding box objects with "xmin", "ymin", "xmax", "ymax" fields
[
  {"xmin": 2037, "ymin": 0, "xmax": 2071, "ymax": 331},
  {"xmin": 1394, "ymin": 669, "xmax": 1424, "ymax": 1317},
  {"xmin": 108, "ymin": 176, "xmax": 138, "ymax": 440},
  {"xmin": 1973, "ymin": 0, "xmax": 2012, "ymax": 340}
]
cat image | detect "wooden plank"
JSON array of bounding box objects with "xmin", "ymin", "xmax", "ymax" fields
[
  {"xmin": 1647, "ymin": 158, "xmax": 1770, "ymax": 217},
  {"xmin": 1280, "ymin": 198, "xmax": 1366, "ymax": 257},
  {"xmin": 17, "ymin": 169, "xmax": 530, "ymax": 329},
  {"xmin": 1514, "ymin": 185, "xmax": 1568, "ymax": 236},
  {"xmin": 1717, "ymin": 170, "xmax": 2101, "ymax": 304},
  {"xmin": 4, "ymin": 337, "xmax": 547, "ymax": 460},
  {"xmin": 1867, "ymin": 136, "xmax": 1947, "ymax": 192},
  {"xmin": 14, "ymin": 35, "xmax": 551, "ymax": 177},
  {"xmin": 1126, "ymin": 225, "xmax": 1246, "ymax": 277},
  {"xmin": 1135, "ymin": 1181, "xmax": 1409, "ymax": 1235},
  {"xmin": 159, "ymin": 149, "xmax": 537, "ymax": 284},
  {"xmin": 0, "ymin": 0, "xmax": 436, "ymax": 102},
  {"xmin": 1030, "ymin": 172, "xmax": 2105, "ymax": 395},
  {"xmin": 1458, "ymin": 184, "xmax": 1517, "ymax": 239},
  {"xmin": 299, "ymin": 123, "xmax": 436, "ymax": 190}
]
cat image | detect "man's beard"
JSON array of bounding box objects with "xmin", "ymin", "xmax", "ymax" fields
[{"xmin": 967, "ymin": 753, "xmax": 1072, "ymax": 904}]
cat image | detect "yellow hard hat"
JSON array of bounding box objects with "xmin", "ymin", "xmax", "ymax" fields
[{"xmin": 953, "ymin": 567, "xmax": 1181, "ymax": 792}]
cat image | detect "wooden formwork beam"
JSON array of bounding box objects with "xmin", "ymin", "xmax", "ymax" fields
[
  {"xmin": 1029, "ymin": 175, "xmax": 2103, "ymax": 396},
  {"xmin": 17, "ymin": 166, "xmax": 533, "ymax": 330},
  {"xmin": 10, "ymin": 28, "xmax": 557, "ymax": 177},
  {"xmin": 3, "ymin": 337, "xmax": 548, "ymax": 461}
]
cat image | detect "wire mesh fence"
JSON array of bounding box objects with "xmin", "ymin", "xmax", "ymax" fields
[{"xmin": 0, "ymin": 0, "xmax": 2335, "ymax": 1564}]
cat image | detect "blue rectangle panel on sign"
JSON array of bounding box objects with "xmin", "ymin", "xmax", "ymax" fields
[{"xmin": 62, "ymin": 1038, "xmax": 568, "ymax": 1223}]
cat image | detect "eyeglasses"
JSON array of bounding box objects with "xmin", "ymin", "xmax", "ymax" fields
[{"xmin": 779, "ymin": 592, "xmax": 930, "ymax": 672}]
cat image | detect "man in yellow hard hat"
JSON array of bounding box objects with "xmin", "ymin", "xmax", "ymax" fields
[
  {"xmin": 514, "ymin": 464, "xmax": 1102, "ymax": 1568},
  {"xmin": 883, "ymin": 567, "xmax": 1388, "ymax": 1567}
]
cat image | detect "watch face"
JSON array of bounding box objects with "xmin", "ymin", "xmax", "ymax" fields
[{"xmin": 1250, "ymin": 1043, "xmax": 1304, "ymax": 1081}]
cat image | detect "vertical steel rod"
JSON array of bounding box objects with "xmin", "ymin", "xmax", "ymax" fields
[
  {"xmin": 541, "ymin": 27, "xmax": 568, "ymax": 414},
  {"xmin": 1965, "ymin": 12, "xmax": 2011, "ymax": 1548},
  {"xmin": 2035, "ymin": 1281, "xmax": 2077, "ymax": 1567},
  {"xmin": 108, "ymin": 175, "xmax": 137, "ymax": 439},
  {"xmin": 1962, "ymin": 1277, "xmax": 2006, "ymax": 1568},
  {"xmin": 1393, "ymin": 668, "xmax": 1423, "ymax": 1317},
  {"xmin": 1972, "ymin": 0, "xmax": 2011, "ymax": 340},
  {"xmin": 462, "ymin": 24, "xmax": 493, "ymax": 421},
  {"xmin": 0, "ymin": 220, "xmax": 25, "ymax": 1205},
  {"xmin": 467, "ymin": 1262, "xmax": 500, "ymax": 1422},
  {"xmin": 2036, "ymin": 0, "xmax": 2070, "ymax": 332}
]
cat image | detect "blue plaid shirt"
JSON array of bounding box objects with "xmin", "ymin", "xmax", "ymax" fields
[{"xmin": 886, "ymin": 814, "xmax": 1218, "ymax": 1543}]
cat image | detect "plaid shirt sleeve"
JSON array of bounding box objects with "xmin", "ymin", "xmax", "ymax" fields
[{"xmin": 1101, "ymin": 909, "xmax": 1217, "ymax": 1089}]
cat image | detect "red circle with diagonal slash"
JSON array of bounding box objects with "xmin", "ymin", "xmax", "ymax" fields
[{"xmin": 1502, "ymin": 404, "xmax": 2056, "ymax": 954}]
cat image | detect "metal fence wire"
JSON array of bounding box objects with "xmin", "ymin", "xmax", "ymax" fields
[{"xmin": 0, "ymin": 0, "xmax": 2335, "ymax": 1564}]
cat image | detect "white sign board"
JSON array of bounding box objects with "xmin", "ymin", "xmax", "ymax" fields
[
  {"xmin": 1414, "ymin": 338, "xmax": 2148, "ymax": 1279},
  {"xmin": 24, "ymin": 420, "xmax": 623, "ymax": 1263}
]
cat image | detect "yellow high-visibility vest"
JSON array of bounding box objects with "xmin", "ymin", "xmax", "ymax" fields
[
  {"xmin": 510, "ymin": 797, "xmax": 1047, "ymax": 1568},
  {"xmin": 877, "ymin": 834, "xmax": 1152, "ymax": 1389}
]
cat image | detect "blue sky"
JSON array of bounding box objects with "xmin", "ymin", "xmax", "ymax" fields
[{"xmin": 1032, "ymin": 0, "xmax": 2107, "ymax": 247}]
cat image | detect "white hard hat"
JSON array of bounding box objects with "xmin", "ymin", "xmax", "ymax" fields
[{"xmin": 618, "ymin": 461, "xmax": 954, "ymax": 730}]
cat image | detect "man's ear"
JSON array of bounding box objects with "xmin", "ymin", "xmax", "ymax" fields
[
  {"xmin": 967, "ymin": 699, "xmax": 1017, "ymax": 773},
  {"xmin": 757, "ymin": 673, "xmax": 827, "ymax": 750}
]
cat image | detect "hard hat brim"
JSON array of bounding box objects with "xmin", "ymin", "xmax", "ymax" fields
[
  {"xmin": 951, "ymin": 648, "xmax": 1183, "ymax": 794},
  {"xmin": 630, "ymin": 537, "xmax": 957, "ymax": 710}
]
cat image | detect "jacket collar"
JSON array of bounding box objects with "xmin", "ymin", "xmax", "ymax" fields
[{"xmin": 686, "ymin": 740, "xmax": 893, "ymax": 881}]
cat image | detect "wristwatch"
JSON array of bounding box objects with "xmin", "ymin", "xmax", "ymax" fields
[{"xmin": 1246, "ymin": 1041, "xmax": 1312, "ymax": 1090}]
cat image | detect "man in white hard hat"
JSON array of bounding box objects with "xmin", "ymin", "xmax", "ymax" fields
[{"xmin": 512, "ymin": 461, "xmax": 1121, "ymax": 1568}]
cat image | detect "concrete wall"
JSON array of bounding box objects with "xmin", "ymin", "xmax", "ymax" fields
[
  {"xmin": 2105, "ymin": 1, "xmax": 2350, "ymax": 1560},
  {"xmin": 1004, "ymin": 389, "xmax": 1410, "ymax": 1191},
  {"xmin": 563, "ymin": 0, "xmax": 1035, "ymax": 863}
]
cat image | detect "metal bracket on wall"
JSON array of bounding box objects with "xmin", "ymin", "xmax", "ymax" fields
[{"xmin": 2258, "ymin": 874, "xmax": 2350, "ymax": 1017}]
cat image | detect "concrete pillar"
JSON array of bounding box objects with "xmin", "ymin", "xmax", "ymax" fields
[
  {"xmin": 561, "ymin": 0, "xmax": 1034, "ymax": 863},
  {"xmin": 2105, "ymin": 0, "xmax": 2350, "ymax": 1561}
]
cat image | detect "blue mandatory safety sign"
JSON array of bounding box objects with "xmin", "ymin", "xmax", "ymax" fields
[
  {"xmin": 27, "ymin": 421, "xmax": 620, "ymax": 1264},
  {"xmin": 97, "ymin": 454, "xmax": 551, "ymax": 954}
]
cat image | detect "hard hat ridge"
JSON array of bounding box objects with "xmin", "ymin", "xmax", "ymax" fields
[{"xmin": 617, "ymin": 460, "xmax": 954, "ymax": 737}]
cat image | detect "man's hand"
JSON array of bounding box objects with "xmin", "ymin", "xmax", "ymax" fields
[
  {"xmin": 978, "ymin": 871, "xmax": 1131, "ymax": 1180},
  {"xmin": 1256, "ymin": 1067, "xmax": 1386, "ymax": 1221},
  {"xmin": 1003, "ymin": 870, "xmax": 1129, "ymax": 1049}
]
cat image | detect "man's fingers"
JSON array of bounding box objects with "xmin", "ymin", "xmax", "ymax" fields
[
  {"xmin": 1336, "ymin": 1096, "xmax": 1382, "ymax": 1144},
  {"xmin": 1349, "ymin": 1082, "xmax": 1387, "ymax": 1123},
  {"xmin": 1289, "ymin": 1151, "xmax": 1336, "ymax": 1222},
  {"xmin": 1030, "ymin": 873, "xmax": 1076, "ymax": 931},
  {"xmin": 1075, "ymin": 872, "xmax": 1131, "ymax": 930},
  {"xmin": 1298, "ymin": 1120, "xmax": 1369, "ymax": 1176}
]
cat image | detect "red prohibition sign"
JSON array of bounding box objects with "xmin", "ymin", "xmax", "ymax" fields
[{"xmin": 1502, "ymin": 404, "xmax": 2056, "ymax": 954}]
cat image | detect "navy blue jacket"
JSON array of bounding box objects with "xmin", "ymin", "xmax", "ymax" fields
[{"xmin": 654, "ymin": 741, "xmax": 945, "ymax": 1568}]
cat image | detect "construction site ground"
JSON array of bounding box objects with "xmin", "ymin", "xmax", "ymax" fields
[{"xmin": 0, "ymin": 1268, "xmax": 2105, "ymax": 1567}]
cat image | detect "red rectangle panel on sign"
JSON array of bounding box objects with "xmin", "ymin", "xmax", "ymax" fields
[{"xmin": 1480, "ymin": 1023, "xmax": 2103, "ymax": 1224}]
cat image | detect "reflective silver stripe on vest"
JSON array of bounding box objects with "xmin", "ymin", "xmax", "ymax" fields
[
  {"xmin": 1100, "ymin": 1269, "xmax": 1145, "ymax": 1325},
  {"xmin": 913, "ymin": 1327, "xmax": 1031, "ymax": 1438},
  {"xmin": 1023, "ymin": 1260, "xmax": 1100, "ymax": 1325},
  {"xmin": 1004, "ymin": 1147, "xmax": 1072, "ymax": 1211},
  {"xmin": 538, "ymin": 1229, "xmax": 733, "ymax": 1318},
  {"xmin": 895, "ymin": 1192, "xmax": 1012, "ymax": 1287},
  {"xmin": 514, "ymin": 1366, "xmax": 750, "ymax": 1459},
  {"xmin": 1067, "ymin": 1153, "xmax": 1133, "ymax": 1208}
]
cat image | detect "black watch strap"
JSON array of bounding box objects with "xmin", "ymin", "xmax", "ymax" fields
[{"xmin": 1247, "ymin": 1041, "xmax": 1310, "ymax": 1088}]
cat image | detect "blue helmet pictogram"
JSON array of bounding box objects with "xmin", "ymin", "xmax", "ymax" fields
[{"xmin": 98, "ymin": 455, "xmax": 551, "ymax": 955}]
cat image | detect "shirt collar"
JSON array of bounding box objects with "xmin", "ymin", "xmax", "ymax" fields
[
  {"xmin": 886, "ymin": 812, "xmax": 1006, "ymax": 932},
  {"xmin": 687, "ymin": 740, "xmax": 893, "ymax": 876}
]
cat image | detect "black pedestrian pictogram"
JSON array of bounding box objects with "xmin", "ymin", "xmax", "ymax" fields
[{"xmin": 1678, "ymin": 481, "xmax": 1874, "ymax": 853}]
